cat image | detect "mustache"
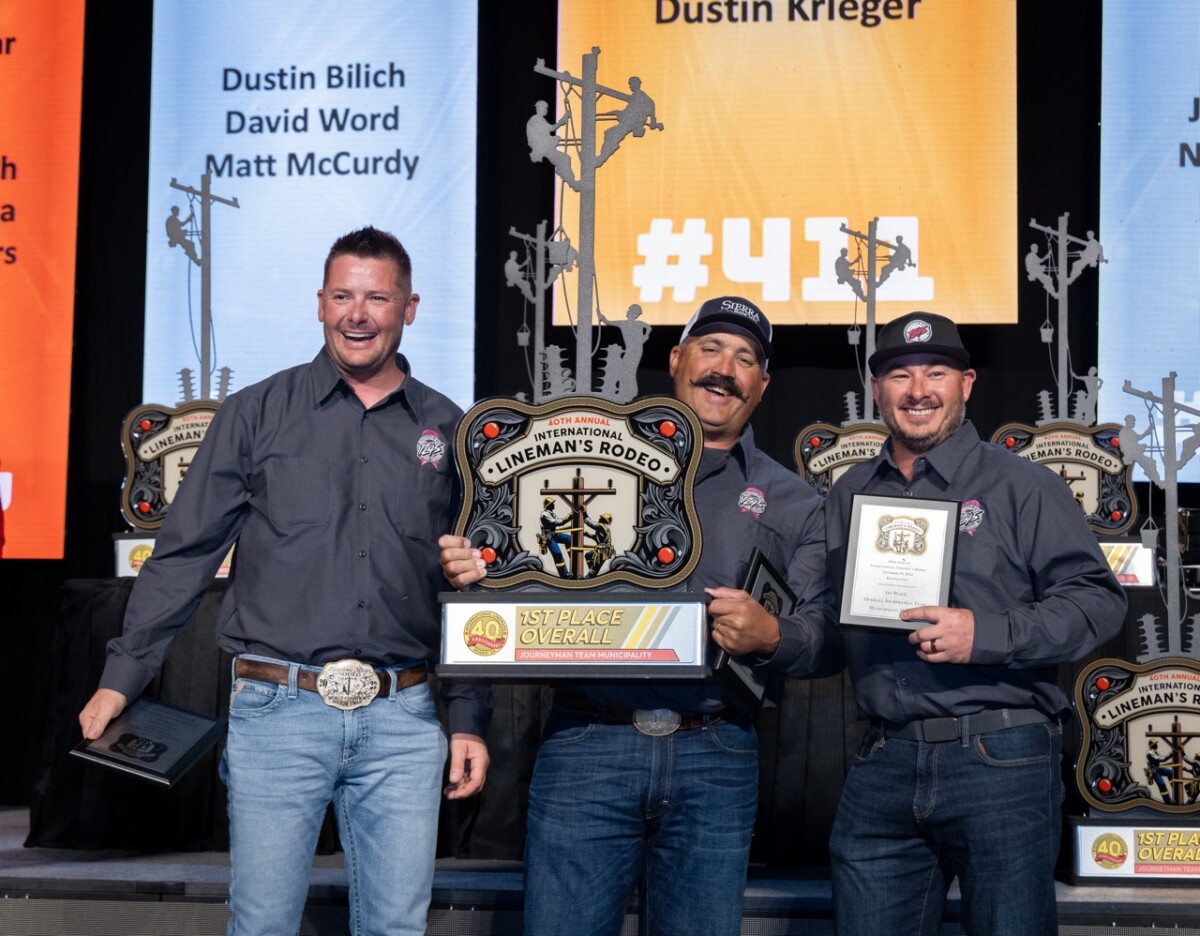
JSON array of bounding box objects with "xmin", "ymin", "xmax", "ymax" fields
[
  {"xmin": 693, "ymin": 373, "xmax": 746, "ymax": 401},
  {"xmin": 899, "ymin": 396, "xmax": 939, "ymax": 408}
]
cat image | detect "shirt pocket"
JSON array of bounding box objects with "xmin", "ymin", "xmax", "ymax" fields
[
  {"xmin": 950, "ymin": 537, "xmax": 1004, "ymax": 607},
  {"xmin": 390, "ymin": 465, "xmax": 454, "ymax": 539},
  {"xmin": 264, "ymin": 456, "xmax": 332, "ymax": 531}
]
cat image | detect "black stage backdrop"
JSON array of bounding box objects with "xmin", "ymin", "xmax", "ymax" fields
[{"xmin": 6, "ymin": 0, "xmax": 1194, "ymax": 867}]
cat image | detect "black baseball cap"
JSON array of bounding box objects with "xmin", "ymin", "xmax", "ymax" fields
[
  {"xmin": 869, "ymin": 312, "xmax": 970, "ymax": 376},
  {"xmin": 679, "ymin": 296, "xmax": 773, "ymax": 369}
]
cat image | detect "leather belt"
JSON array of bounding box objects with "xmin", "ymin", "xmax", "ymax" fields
[
  {"xmin": 878, "ymin": 708, "xmax": 1054, "ymax": 743},
  {"xmin": 234, "ymin": 658, "xmax": 426, "ymax": 710},
  {"xmin": 553, "ymin": 688, "xmax": 725, "ymax": 735}
]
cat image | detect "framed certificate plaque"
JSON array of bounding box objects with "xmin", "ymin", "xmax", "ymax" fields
[{"xmin": 840, "ymin": 493, "xmax": 959, "ymax": 630}]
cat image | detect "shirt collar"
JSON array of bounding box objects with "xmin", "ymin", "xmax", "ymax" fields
[
  {"xmin": 311, "ymin": 349, "xmax": 422, "ymax": 419},
  {"xmin": 736, "ymin": 422, "xmax": 760, "ymax": 472},
  {"xmin": 726, "ymin": 422, "xmax": 758, "ymax": 475},
  {"xmin": 874, "ymin": 420, "xmax": 980, "ymax": 484}
]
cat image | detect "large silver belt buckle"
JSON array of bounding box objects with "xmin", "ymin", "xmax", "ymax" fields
[
  {"xmin": 316, "ymin": 659, "xmax": 381, "ymax": 711},
  {"xmin": 633, "ymin": 708, "xmax": 682, "ymax": 736}
]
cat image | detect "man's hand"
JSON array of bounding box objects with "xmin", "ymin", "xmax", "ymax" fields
[
  {"xmin": 79, "ymin": 688, "xmax": 129, "ymax": 741},
  {"xmin": 438, "ymin": 534, "xmax": 487, "ymax": 590},
  {"xmin": 444, "ymin": 733, "xmax": 489, "ymax": 799},
  {"xmin": 904, "ymin": 606, "xmax": 975, "ymax": 664},
  {"xmin": 705, "ymin": 586, "xmax": 781, "ymax": 656}
]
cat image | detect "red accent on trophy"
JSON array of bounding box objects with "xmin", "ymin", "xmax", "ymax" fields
[
  {"xmin": 483, "ymin": 422, "xmax": 500, "ymax": 440},
  {"xmin": 659, "ymin": 420, "xmax": 676, "ymax": 438}
]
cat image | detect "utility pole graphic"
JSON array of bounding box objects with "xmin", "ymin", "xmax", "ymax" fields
[
  {"xmin": 506, "ymin": 222, "xmax": 578, "ymax": 402},
  {"xmin": 1123, "ymin": 373, "xmax": 1200, "ymax": 646},
  {"xmin": 1142, "ymin": 719, "xmax": 1198, "ymax": 805},
  {"xmin": 1026, "ymin": 212, "xmax": 1106, "ymax": 424},
  {"xmin": 541, "ymin": 470, "xmax": 616, "ymax": 580},
  {"xmin": 530, "ymin": 48, "xmax": 663, "ymax": 396},
  {"xmin": 168, "ymin": 173, "xmax": 240, "ymax": 401},
  {"xmin": 837, "ymin": 218, "xmax": 913, "ymax": 423}
]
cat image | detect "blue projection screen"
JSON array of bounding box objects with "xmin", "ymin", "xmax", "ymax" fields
[
  {"xmin": 144, "ymin": 0, "xmax": 477, "ymax": 409},
  {"xmin": 1097, "ymin": 0, "xmax": 1200, "ymax": 484}
]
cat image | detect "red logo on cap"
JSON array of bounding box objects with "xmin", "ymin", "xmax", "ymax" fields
[{"xmin": 903, "ymin": 320, "xmax": 933, "ymax": 344}]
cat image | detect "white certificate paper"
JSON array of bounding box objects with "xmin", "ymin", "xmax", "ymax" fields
[{"xmin": 841, "ymin": 494, "xmax": 959, "ymax": 629}]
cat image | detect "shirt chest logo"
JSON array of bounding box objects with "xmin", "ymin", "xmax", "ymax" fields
[
  {"xmin": 737, "ymin": 486, "xmax": 766, "ymax": 519},
  {"xmin": 416, "ymin": 429, "xmax": 447, "ymax": 468},
  {"xmin": 959, "ymin": 499, "xmax": 985, "ymax": 536}
]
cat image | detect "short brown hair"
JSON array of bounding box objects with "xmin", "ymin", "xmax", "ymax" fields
[{"xmin": 323, "ymin": 226, "xmax": 412, "ymax": 294}]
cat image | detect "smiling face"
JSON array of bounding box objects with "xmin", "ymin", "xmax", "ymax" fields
[
  {"xmin": 317, "ymin": 254, "xmax": 418, "ymax": 399},
  {"xmin": 669, "ymin": 331, "xmax": 769, "ymax": 449},
  {"xmin": 872, "ymin": 357, "xmax": 976, "ymax": 468}
]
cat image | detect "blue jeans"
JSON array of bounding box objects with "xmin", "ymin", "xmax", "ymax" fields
[
  {"xmin": 523, "ymin": 711, "xmax": 758, "ymax": 936},
  {"xmin": 830, "ymin": 721, "xmax": 1063, "ymax": 936},
  {"xmin": 220, "ymin": 656, "xmax": 447, "ymax": 936}
]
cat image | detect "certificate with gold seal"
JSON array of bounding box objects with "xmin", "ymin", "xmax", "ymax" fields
[{"xmin": 840, "ymin": 493, "xmax": 959, "ymax": 630}]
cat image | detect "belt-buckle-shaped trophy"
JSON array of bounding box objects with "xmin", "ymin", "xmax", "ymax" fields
[
  {"xmin": 440, "ymin": 396, "xmax": 707, "ymax": 679},
  {"xmin": 440, "ymin": 49, "xmax": 706, "ymax": 677}
]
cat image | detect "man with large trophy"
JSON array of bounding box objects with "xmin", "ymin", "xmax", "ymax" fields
[{"xmin": 441, "ymin": 296, "xmax": 843, "ymax": 935}]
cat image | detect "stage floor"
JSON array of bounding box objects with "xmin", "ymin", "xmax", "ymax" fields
[{"xmin": 2, "ymin": 806, "xmax": 1198, "ymax": 935}]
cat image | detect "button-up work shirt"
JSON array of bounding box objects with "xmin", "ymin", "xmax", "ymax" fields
[
  {"xmin": 102, "ymin": 350, "xmax": 491, "ymax": 736},
  {"xmin": 581, "ymin": 424, "xmax": 844, "ymax": 714},
  {"xmin": 826, "ymin": 421, "xmax": 1126, "ymax": 722}
]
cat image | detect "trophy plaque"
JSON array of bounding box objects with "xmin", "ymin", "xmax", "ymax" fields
[
  {"xmin": 440, "ymin": 395, "xmax": 708, "ymax": 679},
  {"xmin": 1071, "ymin": 657, "xmax": 1200, "ymax": 882},
  {"xmin": 711, "ymin": 549, "xmax": 795, "ymax": 710},
  {"xmin": 990, "ymin": 422, "xmax": 1137, "ymax": 535},
  {"xmin": 120, "ymin": 401, "xmax": 221, "ymax": 531},
  {"xmin": 71, "ymin": 697, "xmax": 224, "ymax": 787},
  {"xmin": 795, "ymin": 422, "xmax": 888, "ymax": 495}
]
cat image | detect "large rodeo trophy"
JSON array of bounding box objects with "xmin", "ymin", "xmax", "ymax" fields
[{"xmin": 440, "ymin": 49, "xmax": 711, "ymax": 680}]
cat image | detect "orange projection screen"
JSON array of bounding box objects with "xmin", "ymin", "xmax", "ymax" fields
[
  {"xmin": 554, "ymin": 0, "xmax": 1016, "ymax": 327},
  {"xmin": 0, "ymin": 1, "xmax": 85, "ymax": 558}
]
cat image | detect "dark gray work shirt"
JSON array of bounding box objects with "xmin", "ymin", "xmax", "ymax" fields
[
  {"xmin": 101, "ymin": 350, "xmax": 492, "ymax": 737},
  {"xmin": 826, "ymin": 421, "xmax": 1126, "ymax": 722},
  {"xmin": 579, "ymin": 424, "xmax": 844, "ymax": 714}
]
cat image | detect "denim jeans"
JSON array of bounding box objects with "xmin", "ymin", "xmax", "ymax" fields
[
  {"xmin": 830, "ymin": 721, "xmax": 1063, "ymax": 936},
  {"xmin": 220, "ymin": 655, "xmax": 447, "ymax": 936},
  {"xmin": 523, "ymin": 711, "xmax": 758, "ymax": 936}
]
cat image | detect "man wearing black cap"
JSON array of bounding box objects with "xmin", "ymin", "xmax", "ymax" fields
[
  {"xmin": 441, "ymin": 295, "xmax": 842, "ymax": 935},
  {"xmin": 824, "ymin": 311, "xmax": 1126, "ymax": 935}
]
